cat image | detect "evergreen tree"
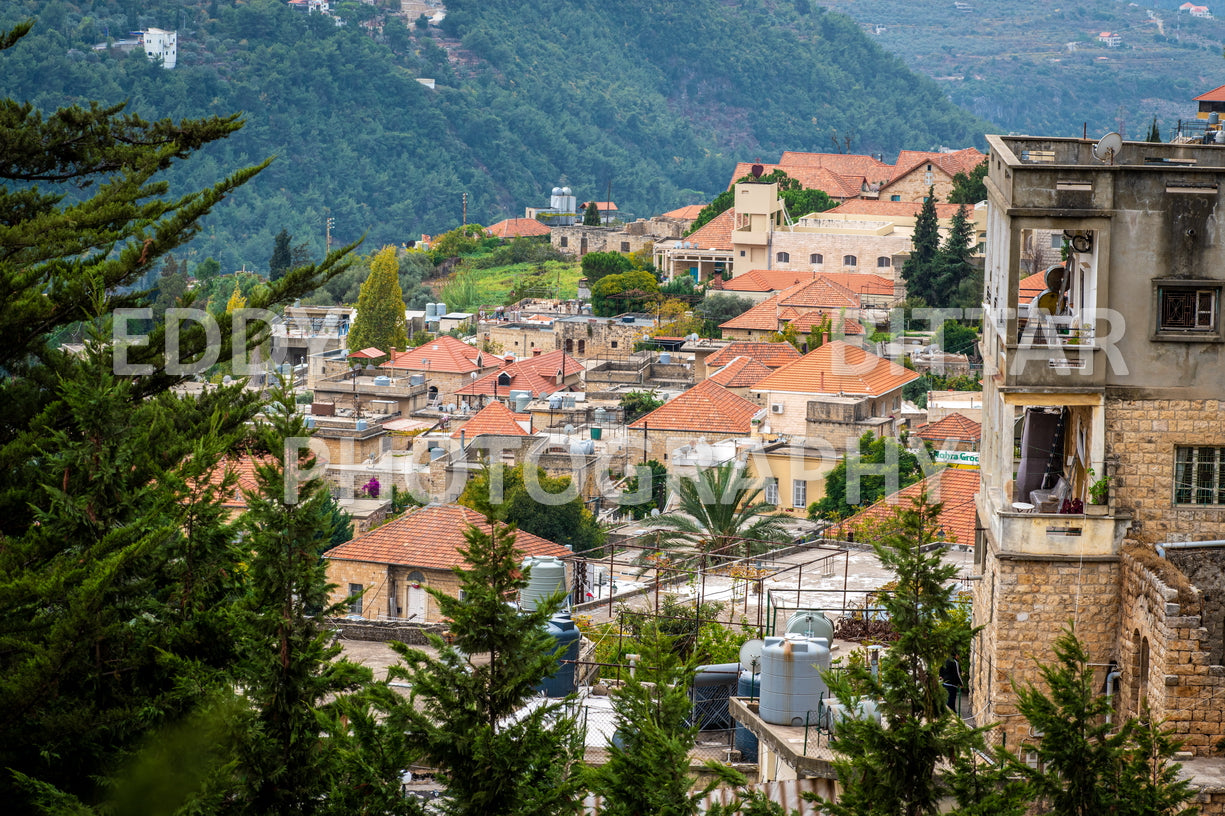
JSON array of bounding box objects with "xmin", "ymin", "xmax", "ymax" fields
[
  {"xmin": 901, "ymin": 187, "xmax": 941, "ymax": 306},
  {"xmin": 387, "ymin": 515, "xmax": 585, "ymax": 816},
  {"xmin": 1148, "ymin": 116, "xmax": 1162, "ymax": 143},
  {"xmin": 584, "ymin": 200, "xmax": 602, "ymax": 226},
  {"xmin": 813, "ymin": 492, "xmax": 990, "ymax": 816},
  {"xmin": 348, "ymin": 245, "xmax": 409, "ymax": 354},
  {"xmin": 1009, "ymin": 627, "xmax": 1197, "ymax": 816},
  {"xmin": 268, "ymin": 227, "xmax": 293, "ymax": 281},
  {"xmin": 948, "ymin": 161, "xmax": 988, "ymax": 205},
  {"xmin": 930, "ymin": 204, "xmax": 977, "ymax": 308},
  {"xmin": 584, "ymin": 631, "xmax": 743, "ymax": 816}
]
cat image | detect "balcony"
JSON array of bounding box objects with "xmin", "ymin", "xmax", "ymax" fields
[{"xmin": 977, "ymin": 485, "xmax": 1129, "ymax": 559}]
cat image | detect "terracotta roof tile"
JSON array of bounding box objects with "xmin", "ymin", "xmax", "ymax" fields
[
  {"xmin": 685, "ymin": 208, "xmax": 735, "ymax": 251},
  {"xmin": 1019, "ymin": 271, "xmax": 1047, "ymax": 302},
  {"xmin": 451, "ymin": 401, "xmax": 530, "ymax": 438},
  {"xmin": 913, "ymin": 412, "xmax": 982, "ymax": 444},
  {"xmin": 886, "ymin": 148, "xmax": 986, "ymax": 186},
  {"xmin": 718, "ymin": 276, "xmax": 868, "ymax": 334},
  {"xmin": 658, "ymin": 204, "xmax": 705, "ymax": 220},
  {"xmin": 486, "ymin": 217, "xmax": 552, "ymax": 238},
  {"xmin": 827, "ymin": 200, "xmax": 967, "ymax": 220},
  {"xmin": 720, "ymin": 268, "xmax": 815, "ymax": 293},
  {"xmin": 834, "ymin": 469, "xmax": 980, "ymax": 547},
  {"xmin": 384, "ymin": 335, "xmax": 486, "ymax": 375},
  {"xmin": 324, "ymin": 504, "xmax": 571, "ymax": 569},
  {"xmin": 806, "ymin": 272, "xmax": 896, "ymax": 298},
  {"xmin": 456, "ymin": 350, "xmax": 581, "ymax": 398},
  {"xmin": 203, "ymin": 455, "xmax": 273, "ymax": 509},
  {"xmin": 1195, "ymin": 83, "xmax": 1225, "ymax": 102},
  {"xmin": 753, "ymin": 340, "xmax": 920, "ymax": 396},
  {"xmin": 628, "ymin": 379, "xmax": 760, "ymax": 434},
  {"xmin": 708, "ymin": 356, "xmax": 775, "ymax": 388},
  {"xmin": 706, "ymin": 342, "xmax": 803, "ymax": 369}
]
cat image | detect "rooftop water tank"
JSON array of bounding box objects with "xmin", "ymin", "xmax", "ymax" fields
[
  {"xmin": 659, "ymin": 352, "xmax": 672, "ymax": 365},
  {"xmin": 690, "ymin": 663, "xmax": 739, "ymax": 730},
  {"xmin": 429, "ymin": 446, "xmax": 446, "ymax": 460},
  {"xmin": 563, "ymin": 395, "xmax": 577, "ymax": 409},
  {"xmin": 425, "ymin": 302, "xmax": 438, "ymax": 318},
  {"xmin": 759, "ymin": 635, "xmax": 831, "ymax": 727},
  {"xmin": 825, "ymin": 698, "xmax": 881, "ymax": 736},
  {"xmin": 593, "ymin": 407, "xmax": 607, "ymax": 423},
  {"xmin": 355, "ymin": 419, "xmax": 368, "ymax": 431},
  {"xmin": 735, "ymin": 670, "xmax": 761, "ymax": 761},
  {"xmin": 784, "ymin": 610, "xmax": 834, "ymax": 643},
  {"xmin": 409, "ymin": 374, "xmax": 426, "ymax": 386},
  {"xmin": 549, "ymin": 395, "xmax": 564, "ymax": 410},
  {"xmin": 536, "ymin": 613, "xmax": 581, "ymax": 698},
  {"xmin": 520, "ymin": 556, "xmax": 566, "ymax": 611},
  {"xmin": 373, "ymin": 375, "xmax": 391, "ymax": 387},
  {"xmin": 514, "ymin": 393, "xmax": 531, "ymax": 412}
]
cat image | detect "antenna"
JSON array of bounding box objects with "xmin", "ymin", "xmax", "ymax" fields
[
  {"xmin": 739, "ymin": 638, "xmax": 765, "ymax": 672},
  {"xmin": 1092, "ymin": 131, "xmax": 1123, "ymax": 165}
]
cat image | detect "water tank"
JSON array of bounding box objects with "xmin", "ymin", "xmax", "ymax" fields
[
  {"xmin": 784, "ymin": 610, "xmax": 834, "ymax": 643},
  {"xmin": 563, "ymin": 395, "xmax": 577, "ymax": 409},
  {"xmin": 825, "ymin": 698, "xmax": 881, "ymax": 736},
  {"xmin": 735, "ymin": 670, "xmax": 761, "ymax": 761},
  {"xmin": 520, "ymin": 556, "xmax": 566, "ymax": 611},
  {"xmin": 429, "ymin": 446, "xmax": 446, "ymax": 460},
  {"xmin": 373, "ymin": 375, "xmax": 391, "ymax": 387},
  {"xmin": 690, "ymin": 663, "xmax": 739, "ymax": 730},
  {"xmin": 355, "ymin": 419, "xmax": 368, "ymax": 431},
  {"xmin": 409, "ymin": 374, "xmax": 426, "ymax": 386},
  {"xmin": 305, "ymin": 416, "xmax": 316, "ymax": 429},
  {"xmin": 536, "ymin": 613, "xmax": 581, "ymax": 698},
  {"xmin": 593, "ymin": 407, "xmax": 607, "ymax": 423},
  {"xmin": 514, "ymin": 393, "xmax": 531, "ymax": 412},
  {"xmin": 659, "ymin": 352, "xmax": 672, "ymax": 365},
  {"xmin": 549, "ymin": 395, "xmax": 564, "ymax": 410},
  {"xmin": 425, "ymin": 302, "xmax": 438, "ymax": 318},
  {"xmin": 759, "ymin": 635, "xmax": 831, "ymax": 727}
]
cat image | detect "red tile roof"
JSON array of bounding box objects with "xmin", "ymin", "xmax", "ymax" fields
[
  {"xmin": 827, "ymin": 200, "xmax": 968, "ymax": 220},
  {"xmin": 1195, "ymin": 83, "xmax": 1225, "ymax": 102},
  {"xmin": 729, "ymin": 162, "xmax": 868, "ymax": 199},
  {"xmin": 204, "ymin": 455, "xmax": 272, "ymax": 509},
  {"xmin": 708, "ymin": 356, "xmax": 774, "ymax": 388},
  {"xmin": 452, "ymin": 400, "xmax": 530, "ymax": 438},
  {"xmin": 886, "ymin": 148, "xmax": 985, "ymax": 186},
  {"xmin": 1019, "ymin": 270, "xmax": 1047, "ymax": 302},
  {"xmin": 684, "ymin": 209, "xmax": 735, "ymax": 250},
  {"xmin": 350, "ymin": 347, "xmax": 388, "ymax": 359},
  {"xmin": 486, "ymin": 217, "xmax": 552, "ymax": 238},
  {"xmin": 384, "ymin": 335, "xmax": 487, "ymax": 375},
  {"xmin": 913, "ymin": 412, "xmax": 982, "ymax": 444},
  {"xmin": 834, "ymin": 469, "xmax": 980, "ymax": 547},
  {"xmin": 658, "ymin": 204, "xmax": 705, "ymax": 221},
  {"xmin": 324, "ymin": 504, "xmax": 571, "ymax": 569},
  {"xmin": 628, "ymin": 379, "xmax": 760, "ymax": 434},
  {"xmin": 717, "ymin": 268, "xmax": 815, "ymax": 293},
  {"xmin": 754, "ymin": 340, "xmax": 921, "ymax": 396},
  {"xmin": 808, "ymin": 272, "xmax": 896, "ymax": 298},
  {"xmin": 456, "ymin": 350, "xmax": 582, "ymax": 398},
  {"xmin": 719, "ymin": 276, "xmax": 871, "ymax": 335},
  {"xmin": 580, "ymin": 201, "xmax": 618, "ymax": 212},
  {"xmin": 706, "ymin": 341, "xmax": 803, "ymax": 369}
]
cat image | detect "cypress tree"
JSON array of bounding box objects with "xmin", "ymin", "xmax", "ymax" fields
[
  {"xmin": 348, "ymin": 245, "xmax": 409, "ymax": 354},
  {"xmin": 268, "ymin": 228, "xmax": 293, "ymax": 281},
  {"xmin": 584, "ymin": 200, "xmax": 602, "ymax": 226},
  {"xmin": 901, "ymin": 187, "xmax": 941, "ymax": 306},
  {"xmin": 931, "ymin": 203, "xmax": 978, "ymax": 308}
]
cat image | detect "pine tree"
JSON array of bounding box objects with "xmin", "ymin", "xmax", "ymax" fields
[
  {"xmin": 348, "ymin": 245, "xmax": 409, "ymax": 354},
  {"xmin": 584, "ymin": 200, "xmax": 602, "ymax": 226},
  {"xmin": 387, "ymin": 516, "xmax": 585, "ymax": 816},
  {"xmin": 268, "ymin": 228, "xmax": 293, "ymax": 281},
  {"xmin": 584, "ymin": 631, "xmax": 743, "ymax": 816},
  {"xmin": 1148, "ymin": 116, "xmax": 1162, "ymax": 143},
  {"xmin": 931, "ymin": 204, "xmax": 978, "ymax": 309},
  {"xmin": 901, "ymin": 187, "xmax": 941, "ymax": 306},
  {"xmin": 814, "ymin": 492, "xmax": 988, "ymax": 816}
]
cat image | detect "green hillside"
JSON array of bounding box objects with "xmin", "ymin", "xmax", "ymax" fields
[
  {"xmin": 0, "ymin": 0, "xmax": 989, "ymax": 273},
  {"xmin": 810, "ymin": 0, "xmax": 1224, "ymax": 140}
]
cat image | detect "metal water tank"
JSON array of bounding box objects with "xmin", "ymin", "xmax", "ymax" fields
[
  {"xmin": 659, "ymin": 352, "xmax": 672, "ymax": 365},
  {"xmin": 536, "ymin": 613, "xmax": 582, "ymax": 697},
  {"xmin": 520, "ymin": 556, "xmax": 566, "ymax": 611},
  {"xmin": 735, "ymin": 670, "xmax": 761, "ymax": 761},
  {"xmin": 759, "ymin": 635, "xmax": 831, "ymax": 727},
  {"xmin": 373, "ymin": 375, "xmax": 391, "ymax": 387},
  {"xmin": 514, "ymin": 393, "xmax": 531, "ymax": 412},
  {"xmin": 784, "ymin": 610, "xmax": 834, "ymax": 643}
]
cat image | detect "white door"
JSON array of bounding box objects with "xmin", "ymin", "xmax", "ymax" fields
[{"xmin": 407, "ymin": 586, "xmax": 428, "ymax": 622}]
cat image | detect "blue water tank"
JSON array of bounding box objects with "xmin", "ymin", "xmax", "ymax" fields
[
  {"xmin": 659, "ymin": 352, "xmax": 672, "ymax": 365},
  {"xmin": 759, "ymin": 635, "xmax": 831, "ymax": 727},
  {"xmin": 735, "ymin": 670, "xmax": 761, "ymax": 761},
  {"xmin": 536, "ymin": 613, "xmax": 581, "ymax": 697},
  {"xmin": 689, "ymin": 663, "xmax": 739, "ymax": 730}
]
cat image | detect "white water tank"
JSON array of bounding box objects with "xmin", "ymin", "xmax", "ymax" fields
[
  {"xmin": 759, "ymin": 635, "xmax": 831, "ymax": 727},
  {"xmin": 785, "ymin": 610, "xmax": 834, "ymax": 643},
  {"xmin": 520, "ymin": 556, "xmax": 567, "ymax": 611}
]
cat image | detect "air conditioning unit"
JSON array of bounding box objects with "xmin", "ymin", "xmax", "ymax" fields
[{"xmin": 771, "ymin": 403, "xmax": 785, "ymax": 414}]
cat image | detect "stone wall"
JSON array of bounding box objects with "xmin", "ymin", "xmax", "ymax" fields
[
  {"xmin": 1167, "ymin": 548, "xmax": 1225, "ymax": 665},
  {"xmin": 1105, "ymin": 397, "xmax": 1225, "ymax": 544},
  {"xmin": 768, "ymin": 230, "xmax": 907, "ymax": 281},
  {"xmin": 556, "ymin": 319, "xmax": 652, "ymax": 359},
  {"xmin": 330, "ymin": 617, "xmax": 451, "ymax": 644},
  {"xmin": 550, "ymin": 225, "xmax": 657, "ymax": 257},
  {"xmin": 480, "ymin": 324, "xmax": 558, "ymax": 356}
]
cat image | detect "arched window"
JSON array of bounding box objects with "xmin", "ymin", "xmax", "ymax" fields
[
  {"xmin": 776, "ymin": 251, "xmax": 790, "ymax": 263},
  {"xmin": 877, "ymin": 256, "xmax": 892, "ymax": 268},
  {"xmin": 843, "ymin": 255, "xmax": 857, "ymax": 267},
  {"xmin": 810, "ymin": 253, "xmax": 823, "ymax": 264}
]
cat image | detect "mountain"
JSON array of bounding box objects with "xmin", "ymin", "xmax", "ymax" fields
[
  {"xmin": 0, "ymin": 0, "xmax": 990, "ymax": 272},
  {"xmin": 808, "ymin": 0, "xmax": 1223, "ymax": 141}
]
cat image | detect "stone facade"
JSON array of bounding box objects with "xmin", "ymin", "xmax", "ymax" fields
[
  {"xmin": 325, "ymin": 559, "xmax": 461, "ymax": 624},
  {"xmin": 550, "ymin": 225, "xmax": 657, "ymax": 257},
  {"xmin": 554, "ymin": 316, "xmax": 655, "ymax": 359},
  {"xmin": 479, "ymin": 323, "xmax": 558, "ymax": 356}
]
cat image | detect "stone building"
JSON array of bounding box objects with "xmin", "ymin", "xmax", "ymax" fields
[
  {"xmin": 553, "ymin": 314, "xmax": 656, "ymax": 358},
  {"xmin": 626, "ymin": 379, "xmax": 763, "ymax": 465},
  {"xmin": 973, "ymin": 133, "xmax": 1225, "ymax": 756}
]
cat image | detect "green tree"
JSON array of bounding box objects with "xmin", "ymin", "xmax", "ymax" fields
[
  {"xmin": 441, "ymin": 265, "xmax": 482, "ymax": 313},
  {"xmin": 459, "ymin": 464, "xmax": 605, "ymax": 555},
  {"xmin": 387, "ymin": 516, "xmax": 585, "ymax": 816},
  {"xmin": 687, "ymin": 170, "xmax": 835, "ymax": 234},
  {"xmin": 930, "ymin": 204, "xmax": 978, "ymax": 309},
  {"xmin": 620, "ymin": 459, "xmax": 669, "ymax": 519},
  {"xmin": 813, "ymin": 493, "xmax": 998, "ymax": 816},
  {"xmin": 652, "ymin": 460, "xmax": 790, "ymax": 563},
  {"xmin": 268, "ymin": 227, "xmax": 293, "ymax": 281},
  {"xmin": 348, "ymin": 245, "xmax": 409, "ymax": 354},
  {"xmin": 620, "ymin": 389, "xmax": 665, "ymax": 421},
  {"xmin": 948, "ymin": 160, "xmax": 988, "ymax": 205},
  {"xmin": 583, "ymin": 199, "xmax": 601, "ymax": 226},
  {"xmin": 584, "ymin": 630, "xmax": 743, "ymax": 816},
  {"xmin": 592, "ymin": 269, "xmax": 660, "ymax": 316},
  {"xmin": 1009, "ymin": 627, "xmax": 1197, "ymax": 816},
  {"xmin": 1147, "ymin": 116, "xmax": 1162, "ymax": 143},
  {"xmin": 580, "ymin": 250, "xmax": 633, "ymax": 285},
  {"xmin": 809, "ymin": 432, "xmax": 927, "ymax": 521},
  {"xmin": 695, "ymin": 293, "xmax": 754, "ymax": 337},
  {"xmin": 936, "ymin": 318, "xmax": 979, "ymax": 358},
  {"xmin": 901, "ymin": 187, "xmax": 941, "ymax": 306},
  {"xmin": 432, "ymin": 224, "xmax": 488, "ymax": 258}
]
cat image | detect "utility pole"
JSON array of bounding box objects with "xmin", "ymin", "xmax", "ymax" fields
[
  {"xmin": 462, "ymin": 192, "xmax": 468, "ymax": 227},
  {"xmin": 326, "ymin": 216, "xmax": 335, "ymax": 253}
]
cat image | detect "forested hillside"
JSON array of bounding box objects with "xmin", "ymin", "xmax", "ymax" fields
[
  {"xmin": 811, "ymin": 0, "xmax": 1225, "ymax": 140},
  {"xmin": 0, "ymin": 0, "xmax": 989, "ymax": 273}
]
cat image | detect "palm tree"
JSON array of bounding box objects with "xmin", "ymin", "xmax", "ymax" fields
[{"xmin": 652, "ymin": 460, "xmax": 791, "ymax": 567}]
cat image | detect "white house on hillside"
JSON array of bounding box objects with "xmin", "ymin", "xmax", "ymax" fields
[{"xmin": 140, "ymin": 28, "xmax": 176, "ymax": 69}]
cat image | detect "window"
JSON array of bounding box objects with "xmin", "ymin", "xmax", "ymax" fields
[
  {"xmin": 1051, "ymin": 233, "xmax": 1064, "ymax": 249},
  {"xmin": 559, "ymin": 237, "xmax": 568, "ymax": 247},
  {"xmin": 890, "ymin": 194, "xmax": 901, "ymax": 202},
  {"xmin": 1158, "ymin": 285, "xmax": 1218, "ymax": 334},
  {"xmin": 611, "ymin": 341, "xmax": 618, "ymax": 348},
  {"xmin": 621, "ymin": 242, "xmax": 630, "ymax": 252},
  {"xmin": 577, "ymin": 339, "xmax": 586, "ymax": 354},
  {"xmin": 843, "ymin": 255, "xmax": 858, "ymax": 267},
  {"xmin": 765, "ymin": 478, "xmax": 779, "ymax": 505},
  {"xmin": 1174, "ymin": 446, "xmax": 1225, "ymax": 505},
  {"xmin": 348, "ymin": 583, "xmax": 363, "ymax": 615},
  {"xmin": 740, "ymin": 250, "xmax": 746, "ymax": 257},
  {"xmin": 777, "ymin": 251, "xmax": 790, "ymax": 263},
  {"xmin": 810, "ymin": 253, "xmax": 823, "ymax": 264},
  {"xmin": 877, "ymin": 256, "xmax": 892, "ymax": 268},
  {"xmin": 792, "ymin": 479, "xmax": 807, "ymax": 508}
]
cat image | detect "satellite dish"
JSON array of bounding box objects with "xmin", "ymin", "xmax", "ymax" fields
[
  {"xmin": 739, "ymin": 639, "xmax": 765, "ymax": 671},
  {"xmin": 1092, "ymin": 131, "xmax": 1123, "ymax": 164}
]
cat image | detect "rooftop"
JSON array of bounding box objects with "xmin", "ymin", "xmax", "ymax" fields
[
  {"xmin": 708, "ymin": 356, "xmax": 775, "ymax": 388},
  {"xmin": 753, "ymin": 341, "xmax": 921, "ymax": 396},
  {"xmin": 451, "ymin": 400, "xmax": 531, "ymax": 438},
  {"xmin": 628, "ymin": 379, "xmax": 761, "ymax": 434},
  {"xmin": 913, "ymin": 412, "xmax": 982, "ymax": 444},
  {"xmin": 706, "ymin": 341, "xmax": 804, "ymax": 369},
  {"xmin": 834, "ymin": 468, "xmax": 981, "ymax": 547}
]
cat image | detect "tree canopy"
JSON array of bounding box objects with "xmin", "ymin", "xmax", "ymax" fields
[{"xmin": 347, "ymin": 245, "xmax": 409, "ymax": 354}]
